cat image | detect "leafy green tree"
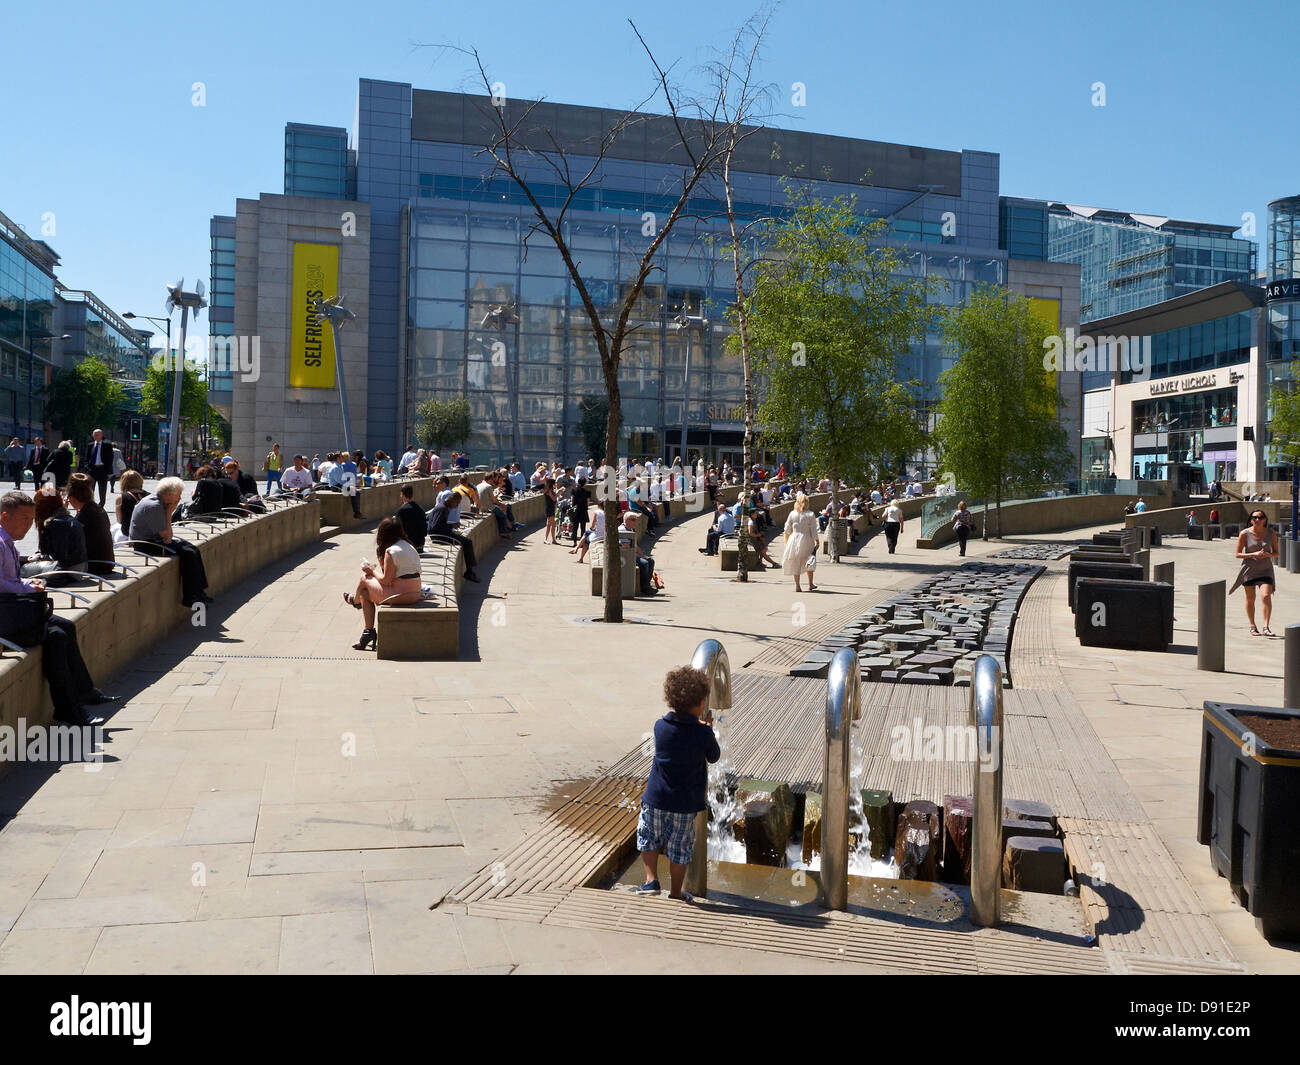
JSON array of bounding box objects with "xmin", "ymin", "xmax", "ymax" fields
[
  {"xmin": 415, "ymin": 396, "xmax": 472, "ymax": 454},
  {"xmin": 140, "ymin": 359, "xmax": 206, "ymax": 424},
  {"xmin": 1268, "ymin": 367, "xmax": 1300, "ymax": 471},
  {"xmin": 43, "ymin": 356, "xmax": 126, "ymax": 448},
  {"xmin": 577, "ymin": 394, "xmax": 626, "ymax": 461},
  {"xmin": 933, "ymin": 285, "xmax": 1071, "ymax": 538},
  {"xmin": 744, "ymin": 189, "xmax": 931, "ymax": 557}
]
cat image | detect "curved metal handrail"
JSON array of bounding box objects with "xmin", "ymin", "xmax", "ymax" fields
[
  {"xmin": 970, "ymin": 654, "xmax": 1004, "ymax": 928},
  {"xmin": 115, "ymin": 540, "xmax": 167, "ymax": 564},
  {"xmin": 683, "ymin": 639, "xmax": 732, "ymax": 900},
  {"xmin": 822, "ymin": 646, "xmax": 861, "ymax": 912}
]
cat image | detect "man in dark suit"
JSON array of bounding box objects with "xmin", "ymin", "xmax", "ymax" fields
[
  {"xmin": 85, "ymin": 429, "xmax": 116, "ymax": 506},
  {"xmin": 25, "ymin": 437, "xmax": 47, "ymax": 485},
  {"xmin": 395, "ymin": 483, "xmax": 426, "ymax": 552}
]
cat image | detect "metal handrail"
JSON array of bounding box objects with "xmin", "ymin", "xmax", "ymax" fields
[
  {"xmin": 684, "ymin": 638, "xmax": 731, "ymax": 900},
  {"xmin": 970, "ymin": 654, "xmax": 1004, "ymax": 928},
  {"xmin": 115, "ymin": 540, "xmax": 166, "ymax": 564},
  {"xmin": 822, "ymin": 646, "xmax": 861, "ymax": 911}
]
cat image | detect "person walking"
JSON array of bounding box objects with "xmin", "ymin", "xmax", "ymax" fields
[
  {"xmin": 4, "ymin": 438, "xmax": 24, "ymax": 488},
  {"xmin": 26, "ymin": 437, "xmax": 48, "ymax": 486},
  {"xmin": 953, "ymin": 500, "xmax": 974, "ymax": 556},
  {"xmin": 1231, "ymin": 510, "xmax": 1279, "ymax": 637},
  {"xmin": 85, "ymin": 429, "xmax": 116, "ymax": 506},
  {"xmin": 263, "ymin": 443, "xmax": 283, "ymax": 494},
  {"xmin": 780, "ymin": 492, "xmax": 820, "ymax": 593},
  {"xmin": 882, "ymin": 499, "xmax": 904, "ymax": 555}
]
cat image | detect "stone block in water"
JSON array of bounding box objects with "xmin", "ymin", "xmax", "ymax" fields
[
  {"xmin": 861, "ymin": 789, "xmax": 894, "ymax": 860},
  {"xmin": 1002, "ymin": 835, "xmax": 1065, "ymax": 894},
  {"xmin": 894, "ymin": 800, "xmax": 941, "ymax": 881},
  {"xmin": 1004, "ymin": 798, "xmax": 1057, "ymax": 832},
  {"xmin": 942, "ymin": 795, "xmax": 972, "ymax": 884},
  {"xmin": 801, "ymin": 791, "xmax": 823, "ymax": 864},
  {"xmin": 733, "ymin": 779, "xmax": 795, "ymax": 867}
]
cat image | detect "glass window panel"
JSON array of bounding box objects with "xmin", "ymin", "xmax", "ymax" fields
[
  {"xmin": 468, "ymin": 243, "xmax": 518, "ymax": 274},
  {"xmin": 413, "ymin": 300, "xmax": 466, "ymax": 330},
  {"xmin": 416, "ymin": 214, "xmax": 468, "ymax": 241},
  {"xmin": 412, "ymin": 270, "xmax": 468, "ymax": 301}
]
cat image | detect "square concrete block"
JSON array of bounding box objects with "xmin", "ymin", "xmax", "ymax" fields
[{"xmin": 376, "ymin": 602, "xmax": 459, "ymax": 660}]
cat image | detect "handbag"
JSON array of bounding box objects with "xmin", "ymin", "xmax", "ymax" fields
[
  {"xmin": 0, "ymin": 590, "xmax": 52, "ymax": 647},
  {"xmin": 805, "ymin": 553, "xmax": 817, "ymax": 572}
]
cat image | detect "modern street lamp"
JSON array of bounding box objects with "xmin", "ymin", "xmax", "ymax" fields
[
  {"xmin": 157, "ymin": 280, "xmax": 207, "ymax": 477},
  {"xmin": 308, "ymin": 294, "xmax": 357, "ymax": 456},
  {"xmin": 124, "ymin": 312, "xmax": 172, "ymax": 468},
  {"xmin": 670, "ymin": 312, "xmax": 709, "ymax": 468}
]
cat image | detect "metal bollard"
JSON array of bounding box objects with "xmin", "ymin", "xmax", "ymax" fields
[
  {"xmin": 684, "ymin": 639, "xmax": 733, "ymax": 900},
  {"xmin": 970, "ymin": 655, "xmax": 1004, "ymax": 928},
  {"xmin": 1153, "ymin": 560, "xmax": 1174, "ymax": 588},
  {"xmin": 1198, "ymin": 580, "xmax": 1226, "ymax": 672},
  {"xmin": 1290, "ymin": 537, "xmax": 1300, "ymax": 575},
  {"xmin": 1280, "ymin": 538, "xmax": 1289, "ymax": 569},
  {"xmin": 822, "ymin": 647, "xmax": 860, "ymax": 911},
  {"xmin": 1287, "ymin": 625, "xmax": 1300, "ymax": 709}
]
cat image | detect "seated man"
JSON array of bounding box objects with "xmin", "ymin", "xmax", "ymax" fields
[
  {"xmin": 699, "ymin": 503, "xmax": 736, "ymax": 556},
  {"xmin": 475, "ymin": 472, "xmax": 514, "ymax": 536},
  {"xmin": 427, "ymin": 477, "xmax": 480, "ymax": 583},
  {"xmin": 328, "ymin": 452, "xmax": 362, "ymax": 517},
  {"xmin": 129, "ymin": 477, "xmax": 213, "ymax": 608},
  {"xmin": 396, "ymin": 484, "xmax": 427, "ymax": 552},
  {"xmin": 279, "ymin": 454, "xmax": 314, "ymax": 496},
  {"xmin": 0, "ymin": 491, "xmax": 117, "ymax": 726}
]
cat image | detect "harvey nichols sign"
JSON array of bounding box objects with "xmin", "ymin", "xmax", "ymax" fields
[
  {"xmin": 1149, "ymin": 372, "xmax": 1219, "ymax": 395},
  {"xmin": 1266, "ymin": 278, "xmax": 1300, "ymax": 302}
]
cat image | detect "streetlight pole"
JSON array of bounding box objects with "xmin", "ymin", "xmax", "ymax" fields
[
  {"xmin": 309, "ymin": 296, "xmax": 357, "ymax": 456},
  {"xmin": 124, "ymin": 312, "xmax": 172, "ymax": 470},
  {"xmin": 671, "ymin": 312, "xmax": 708, "ymax": 469}
]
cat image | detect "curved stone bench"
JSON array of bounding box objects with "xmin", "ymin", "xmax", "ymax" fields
[{"xmin": 0, "ymin": 497, "xmax": 322, "ymax": 758}]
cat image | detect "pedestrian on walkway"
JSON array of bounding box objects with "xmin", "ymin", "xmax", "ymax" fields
[
  {"xmin": 953, "ymin": 500, "xmax": 974, "ymax": 556},
  {"xmin": 780, "ymin": 492, "xmax": 819, "ymax": 592},
  {"xmin": 882, "ymin": 500, "xmax": 904, "ymax": 555},
  {"xmin": 263, "ymin": 443, "xmax": 283, "ymax": 494},
  {"xmin": 636, "ymin": 666, "xmax": 719, "ymax": 902},
  {"xmin": 542, "ymin": 478, "xmax": 558, "ymax": 544},
  {"xmin": 4, "ymin": 438, "xmax": 24, "ymax": 488},
  {"xmin": 1231, "ymin": 510, "xmax": 1278, "ymax": 637}
]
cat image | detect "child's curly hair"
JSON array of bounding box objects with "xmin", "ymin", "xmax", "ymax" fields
[{"xmin": 663, "ymin": 666, "xmax": 710, "ymax": 715}]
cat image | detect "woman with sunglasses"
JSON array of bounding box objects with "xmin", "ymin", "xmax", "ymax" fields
[{"xmin": 1231, "ymin": 511, "xmax": 1279, "ymax": 636}]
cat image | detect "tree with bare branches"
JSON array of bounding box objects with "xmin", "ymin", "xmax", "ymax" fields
[{"xmin": 468, "ymin": 20, "xmax": 760, "ymax": 621}]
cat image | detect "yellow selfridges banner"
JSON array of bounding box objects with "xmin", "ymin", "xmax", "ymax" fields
[{"xmin": 289, "ymin": 242, "xmax": 338, "ymax": 388}]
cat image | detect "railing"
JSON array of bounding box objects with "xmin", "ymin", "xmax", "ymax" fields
[
  {"xmin": 969, "ymin": 655, "xmax": 1004, "ymax": 928},
  {"xmin": 920, "ymin": 478, "xmax": 1166, "ymax": 538},
  {"xmin": 684, "ymin": 638, "xmax": 731, "ymax": 900},
  {"xmin": 823, "ymin": 646, "xmax": 861, "ymax": 911}
]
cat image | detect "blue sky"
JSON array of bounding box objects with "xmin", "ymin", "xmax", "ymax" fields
[{"xmin": 2, "ymin": 0, "xmax": 1292, "ymax": 339}]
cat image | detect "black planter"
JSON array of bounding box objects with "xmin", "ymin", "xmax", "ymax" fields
[{"xmin": 1198, "ymin": 701, "xmax": 1300, "ymax": 941}]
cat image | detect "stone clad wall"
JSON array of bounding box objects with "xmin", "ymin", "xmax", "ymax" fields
[{"xmin": 0, "ymin": 499, "xmax": 322, "ymax": 758}]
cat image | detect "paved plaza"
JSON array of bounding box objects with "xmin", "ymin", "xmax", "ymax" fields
[{"xmin": 0, "ymin": 503, "xmax": 1296, "ymax": 974}]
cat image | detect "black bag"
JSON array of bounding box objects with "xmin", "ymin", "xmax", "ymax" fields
[
  {"xmin": 42, "ymin": 513, "xmax": 88, "ymax": 572},
  {"xmin": 0, "ymin": 591, "xmax": 52, "ymax": 646}
]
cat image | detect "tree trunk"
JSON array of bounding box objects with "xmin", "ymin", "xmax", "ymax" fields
[
  {"xmin": 829, "ymin": 468, "xmax": 841, "ymax": 563},
  {"xmin": 602, "ymin": 374, "xmax": 623, "ymax": 623}
]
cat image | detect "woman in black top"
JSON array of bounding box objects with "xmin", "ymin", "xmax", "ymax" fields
[
  {"xmin": 189, "ymin": 466, "xmax": 225, "ymax": 514},
  {"xmin": 570, "ymin": 477, "xmax": 591, "ymax": 543},
  {"xmin": 68, "ymin": 472, "xmax": 115, "ymax": 575},
  {"xmin": 543, "ymin": 477, "xmax": 558, "ymax": 544}
]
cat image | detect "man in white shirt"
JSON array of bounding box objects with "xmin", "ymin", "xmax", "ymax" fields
[
  {"xmin": 508, "ymin": 463, "xmax": 527, "ymax": 494},
  {"xmin": 649, "ymin": 475, "xmax": 663, "ymax": 503},
  {"xmin": 700, "ymin": 503, "xmax": 736, "ymax": 555},
  {"xmin": 280, "ymin": 455, "xmax": 313, "ymax": 494},
  {"xmin": 398, "ymin": 446, "xmax": 418, "ymax": 473}
]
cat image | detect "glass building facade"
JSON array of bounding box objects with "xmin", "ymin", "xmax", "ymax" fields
[
  {"xmin": 58, "ymin": 290, "xmax": 149, "ymax": 379},
  {"xmin": 209, "ymin": 216, "xmax": 236, "ymax": 411},
  {"xmin": 285, "ymin": 124, "xmax": 354, "ymax": 200},
  {"xmin": 999, "ymin": 199, "xmax": 1256, "ymax": 324},
  {"xmin": 0, "ymin": 210, "xmax": 57, "ymax": 438},
  {"xmin": 1264, "ymin": 195, "xmax": 1300, "ymax": 474},
  {"xmin": 331, "ymin": 80, "xmax": 1009, "ymax": 466}
]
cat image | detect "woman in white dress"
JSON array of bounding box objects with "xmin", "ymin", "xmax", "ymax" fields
[{"xmin": 781, "ymin": 492, "xmax": 820, "ymax": 592}]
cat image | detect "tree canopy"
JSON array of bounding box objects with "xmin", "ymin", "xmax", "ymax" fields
[
  {"xmin": 743, "ymin": 189, "xmax": 931, "ymax": 504},
  {"xmin": 933, "ymin": 285, "xmax": 1071, "ymax": 536},
  {"xmin": 140, "ymin": 358, "xmax": 207, "ymax": 425},
  {"xmin": 43, "ymin": 356, "xmax": 127, "ymax": 446},
  {"xmin": 414, "ymin": 396, "xmax": 472, "ymax": 453}
]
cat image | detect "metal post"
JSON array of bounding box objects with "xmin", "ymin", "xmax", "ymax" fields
[
  {"xmin": 822, "ymin": 647, "xmax": 860, "ymax": 912},
  {"xmin": 1198, "ymin": 580, "xmax": 1226, "ymax": 672},
  {"xmin": 684, "ymin": 638, "xmax": 732, "ymax": 900},
  {"xmin": 329, "ymin": 319, "xmax": 354, "ymax": 458},
  {"xmin": 970, "ymin": 655, "xmax": 1004, "ymax": 928},
  {"xmin": 678, "ymin": 328, "xmax": 692, "ymax": 471},
  {"xmin": 168, "ymin": 304, "xmax": 189, "ymax": 477},
  {"xmin": 1286, "ymin": 625, "xmax": 1300, "ymax": 710}
]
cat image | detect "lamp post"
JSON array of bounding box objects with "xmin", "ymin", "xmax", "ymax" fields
[
  {"xmin": 308, "ymin": 295, "xmax": 357, "ymax": 456},
  {"xmin": 670, "ymin": 312, "xmax": 709, "ymax": 469},
  {"xmin": 124, "ymin": 312, "xmax": 174, "ymax": 470}
]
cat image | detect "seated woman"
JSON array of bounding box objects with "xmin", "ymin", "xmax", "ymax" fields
[
  {"xmin": 67, "ymin": 472, "xmax": 115, "ymax": 576},
  {"xmin": 342, "ymin": 517, "xmax": 424, "ymax": 650},
  {"xmin": 115, "ymin": 469, "xmax": 148, "ymax": 538},
  {"xmin": 188, "ymin": 465, "xmax": 225, "ymax": 515}
]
